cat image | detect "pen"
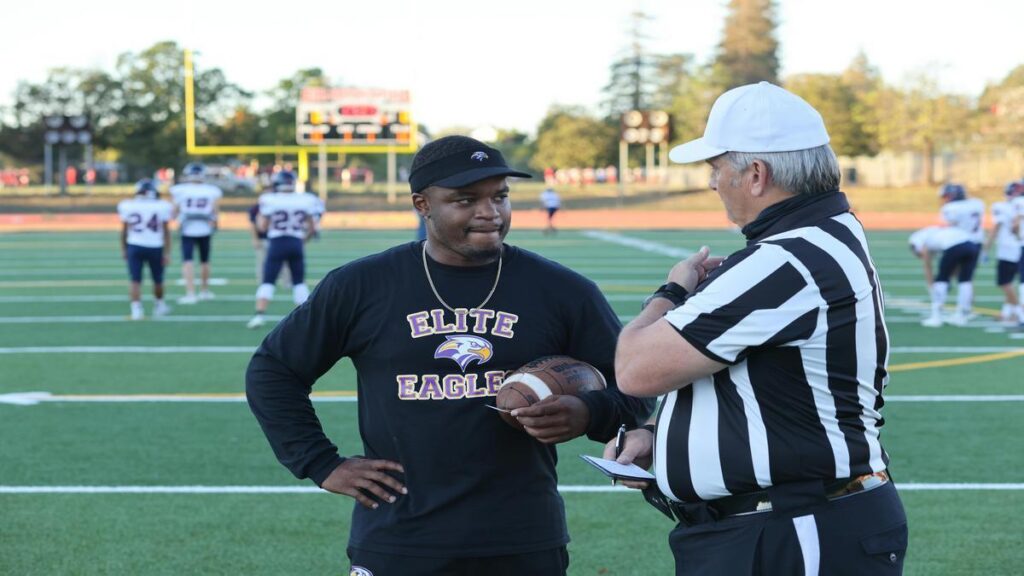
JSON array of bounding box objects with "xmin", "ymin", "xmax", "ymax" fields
[{"xmin": 613, "ymin": 424, "xmax": 627, "ymax": 486}]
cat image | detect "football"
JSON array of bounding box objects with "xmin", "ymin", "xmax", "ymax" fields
[{"xmin": 495, "ymin": 356, "xmax": 608, "ymax": 430}]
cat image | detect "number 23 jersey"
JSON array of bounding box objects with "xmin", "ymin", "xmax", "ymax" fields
[{"xmin": 258, "ymin": 192, "xmax": 320, "ymax": 240}]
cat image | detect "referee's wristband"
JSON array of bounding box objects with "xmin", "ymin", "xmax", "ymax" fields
[
  {"xmin": 640, "ymin": 424, "xmax": 656, "ymax": 434},
  {"xmin": 641, "ymin": 282, "xmax": 689, "ymax": 310}
]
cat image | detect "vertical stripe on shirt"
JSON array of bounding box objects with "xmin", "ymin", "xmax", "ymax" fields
[
  {"xmin": 727, "ymin": 362, "xmax": 772, "ymax": 488},
  {"xmin": 689, "ymin": 379, "xmax": 727, "ymax": 499},
  {"xmin": 658, "ymin": 386, "xmax": 695, "ymax": 502}
]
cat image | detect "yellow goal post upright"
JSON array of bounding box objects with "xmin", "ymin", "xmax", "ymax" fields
[{"xmin": 183, "ymin": 48, "xmax": 418, "ymax": 202}]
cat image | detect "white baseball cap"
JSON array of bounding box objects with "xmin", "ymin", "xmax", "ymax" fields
[{"xmin": 669, "ymin": 81, "xmax": 830, "ymax": 164}]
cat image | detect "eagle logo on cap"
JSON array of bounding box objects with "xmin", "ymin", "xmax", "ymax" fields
[
  {"xmin": 434, "ymin": 335, "xmax": 493, "ymax": 371},
  {"xmin": 470, "ymin": 151, "xmax": 489, "ymax": 162}
]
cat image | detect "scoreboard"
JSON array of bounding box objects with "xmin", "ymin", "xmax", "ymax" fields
[
  {"xmin": 620, "ymin": 110, "xmax": 671, "ymax": 145},
  {"xmin": 296, "ymin": 87, "xmax": 412, "ymax": 146}
]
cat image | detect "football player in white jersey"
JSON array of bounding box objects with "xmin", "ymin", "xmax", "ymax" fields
[
  {"xmin": 984, "ymin": 182, "xmax": 1024, "ymax": 325},
  {"xmin": 247, "ymin": 171, "xmax": 319, "ymax": 328},
  {"xmin": 170, "ymin": 162, "xmax": 223, "ymax": 304},
  {"xmin": 117, "ymin": 179, "xmax": 174, "ymax": 320},
  {"xmin": 934, "ymin": 183, "xmax": 984, "ymax": 324},
  {"xmin": 939, "ymin": 183, "xmax": 986, "ymax": 243},
  {"xmin": 1011, "ymin": 181, "xmax": 1024, "ymax": 321},
  {"xmin": 910, "ymin": 225, "xmax": 976, "ymax": 327}
]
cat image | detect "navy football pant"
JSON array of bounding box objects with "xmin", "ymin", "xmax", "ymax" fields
[
  {"xmin": 262, "ymin": 237, "xmax": 304, "ymax": 286},
  {"xmin": 997, "ymin": 259, "xmax": 1019, "ymax": 286},
  {"xmin": 126, "ymin": 245, "xmax": 164, "ymax": 284},
  {"xmin": 669, "ymin": 482, "xmax": 906, "ymax": 576},
  {"xmin": 347, "ymin": 546, "xmax": 568, "ymax": 576},
  {"xmin": 181, "ymin": 235, "xmax": 211, "ymax": 263},
  {"xmin": 936, "ymin": 242, "xmax": 980, "ymax": 283}
]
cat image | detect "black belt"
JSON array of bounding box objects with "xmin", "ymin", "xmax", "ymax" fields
[{"xmin": 646, "ymin": 471, "xmax": 890, "ymax": 526}]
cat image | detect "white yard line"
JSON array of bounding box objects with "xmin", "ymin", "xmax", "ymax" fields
[
  {"xmin": 0, "ymin": 483, "xmax": 1020, "ymax": 494},
  {"xmin": 0, "ymin": 315, "xmax": 278, "ymax": 324},
  {"xmin": 885, "ymin": 395, "xmax": 1024, "ymax": 402},
  {"xmin": 0, "ymin": 295, "xmax": 290, "ymax": 303},
  {"xmin": 582, "ymin": 231, "xmax": 694, "ymax": 259},
  {"xmin": 0, "ymin": 391, "xmax": 356, "ymax": 405},
  {"xmin": 889, "ymin": 346, "xmax": 1024, "ymax": 353},
  {"xmin": 0, "ymin": 346, "xmax": 254, "ymax": 354}
]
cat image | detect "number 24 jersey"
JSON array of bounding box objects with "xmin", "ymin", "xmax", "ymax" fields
[{"xmin": 117, "ymin": 198, "xmax": 174, "ymax": 248}]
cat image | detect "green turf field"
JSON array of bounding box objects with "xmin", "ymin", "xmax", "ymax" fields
[{"xmin": 1, "ymin": 227, "xmax": 1022, "ymax": 575}]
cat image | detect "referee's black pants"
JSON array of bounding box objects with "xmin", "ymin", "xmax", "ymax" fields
[{"xmin": 669, "ymin": 481, "xmax": 907, "ymax": 575}]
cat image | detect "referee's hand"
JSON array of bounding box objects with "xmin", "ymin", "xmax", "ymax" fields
[
  {"xmin": 320, "ymin": 458, "xmax": 407, "ymax": 509},
  {"xmin": 601, "ymin": 428, "xmax": 654, "ymax": 490},
  {"xmin": 667, "ymin": 246, "xmax": 722, "ymax": 292}
]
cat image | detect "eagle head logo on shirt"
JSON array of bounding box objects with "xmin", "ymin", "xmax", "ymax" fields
[
  {"xmin": 470, "ymin": 151, "xmax": 489, "ymax": 162},
  {"xmin": 434, "ymin": 335, "xmax": 493, "ymax": 371}
]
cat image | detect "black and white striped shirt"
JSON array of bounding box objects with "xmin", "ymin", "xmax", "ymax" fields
[{"xmin": 656, "ymin": 193, "xmax": 890, "ymax": 502}]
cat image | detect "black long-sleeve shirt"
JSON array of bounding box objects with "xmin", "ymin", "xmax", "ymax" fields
[{"xmin": 246, "ymin": 241, "xmax": 654, "ymax": 557}]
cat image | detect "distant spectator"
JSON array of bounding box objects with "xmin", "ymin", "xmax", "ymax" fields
[{"xmin": 540, "ymin": 187, "xmax": 562, "ymax": 235}]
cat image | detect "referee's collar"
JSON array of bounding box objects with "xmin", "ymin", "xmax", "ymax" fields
[{"xmin": 742, "ymin": 190, "xmax": 849, "ymax": 244}]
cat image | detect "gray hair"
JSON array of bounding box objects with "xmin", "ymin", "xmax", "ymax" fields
[{"xmin": 723, "ymin": 145, "xmax": 841, "ymax": 196}]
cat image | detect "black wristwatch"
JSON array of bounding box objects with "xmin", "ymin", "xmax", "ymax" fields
[{"xmin": 641, "ymin": 282, "xmax": 689, "ymax": 310}]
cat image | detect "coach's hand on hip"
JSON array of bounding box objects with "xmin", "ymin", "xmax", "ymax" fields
[
  {"xmin": 320, "ymin": 458, "xmax": 407, "ymax": 509},
  {"xmin": 512, "ymin": 395, "xmax": 590, "ymax": 444}
]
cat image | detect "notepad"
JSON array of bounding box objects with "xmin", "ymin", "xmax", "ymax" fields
[{"xmin": 579, "ymin": 454, "xmax": 656, "ymax": 482}]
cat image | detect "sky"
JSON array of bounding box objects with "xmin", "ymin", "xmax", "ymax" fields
[{"xmin": 2, "ymin": 0, "xmax": 1022, "ymax": 136}]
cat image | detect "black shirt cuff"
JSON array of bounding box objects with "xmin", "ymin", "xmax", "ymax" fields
[
  {"xmin": 579, "ymin": 390, "xmax": 615, "ymax": 442},
  {"xmin": 309, "ymin": 453, "xmax": 347, "ymax": 487}
]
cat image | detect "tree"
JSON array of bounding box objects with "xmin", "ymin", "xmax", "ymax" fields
[
  {"xmin": 262, "ymin": 68, "xmax": 329, "ymax": 145},
  {"xmin": 531, "ymin": 106, "xmax": 616, "ymax": 172},
  {"xmin": 840, "ymin": 52, "xmax": 883, "ymax": 156},
  {"xmin": 712, "ymin": 0, "xmax": 780, "ymax": 90},
  {"xmin": 786, "ymin": 73, "xmax": 877, "ymax": 157},
  {"xmin": 492, "ymin": 128, "xmax": 534, "ymax": 173},
  {"xmin": 656, "ymin": 58, "xmax": 717, "ymax": 147},
  {"xmin": 206, "ymin": 105, "xmax": 266, "ymax": 147},
  {"xmin": 107, "ymin": 41, "xmax": 250, "ymax": 174},
  {"xmin": 602, "ymin": 11, "xmax": 660, "ymax": 117},
  {"xmin": 875, "ymin": 72, "xmax": 973, "ymax": 184},
  {"xmin": 977, "ymin": 64, "xmax": 1024, "ymax": 147},
  {"xmin": 0, "ymin": 68, "xmax": 122, "ymax": 164}
]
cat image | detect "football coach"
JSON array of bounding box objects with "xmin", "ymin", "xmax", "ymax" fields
[{"xmin": 607, "ymin": 82, "xmax": 908, "ymax": 575}]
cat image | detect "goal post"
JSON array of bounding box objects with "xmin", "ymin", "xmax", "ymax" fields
[{"xmin": 182, "ymin": 49, "xmax": 418, "ymax": 200}]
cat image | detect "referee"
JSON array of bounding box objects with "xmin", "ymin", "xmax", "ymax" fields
[{"xmin": 607, "ymin": 82, "xmax": 907, "ymax": 575}]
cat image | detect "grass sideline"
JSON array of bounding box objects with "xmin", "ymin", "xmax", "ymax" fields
[{"xmin": 0, "ymin": 229, "xmax": 1022, "ymax": 575}]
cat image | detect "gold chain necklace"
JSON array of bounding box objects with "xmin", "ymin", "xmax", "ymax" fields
[{"xmin": 421, "ymin": 242, "xmax": 502, "ymax": 313}]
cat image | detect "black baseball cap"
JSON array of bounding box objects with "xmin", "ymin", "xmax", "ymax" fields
[{"xmin": 409, "ymin": 136, "xmax": 531, "ymax": 194}]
